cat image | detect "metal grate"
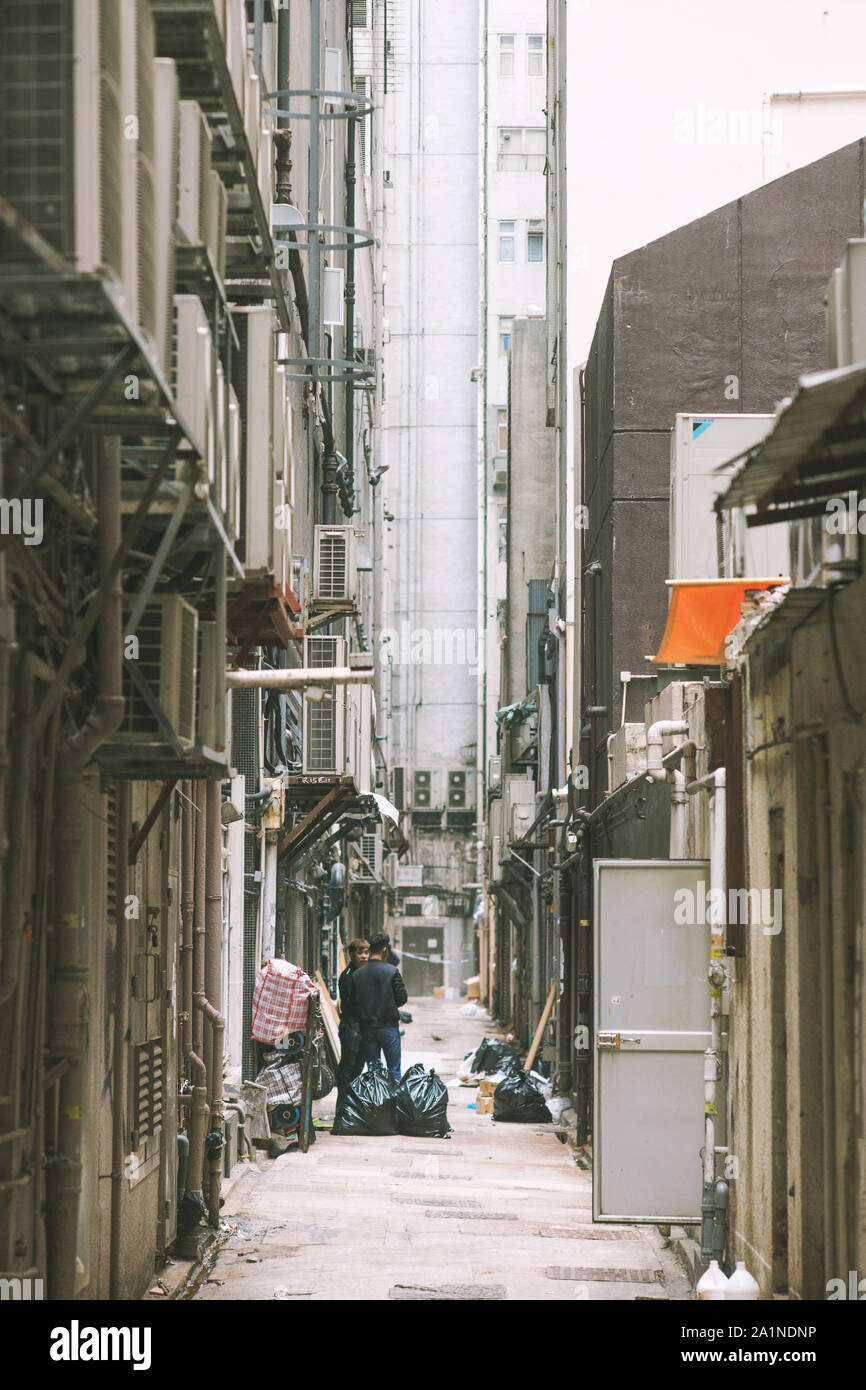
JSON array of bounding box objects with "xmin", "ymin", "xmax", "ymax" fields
[
  {"xmin": 391, "ymin": 765, "xmax": 404, "ymax": 810},
  {"xmin": 390, "ymin": 1283, "xmax": 506, "ymax": 1301},
  {"xmin": 544, "ymin": 1266, "xmax": 663, "ymax": 1284},
  {"xmin": 105, "ymin": 782, "xmax": 119, "ymax": 925},
  {"xmin": 131, "ymin": 1039, "xmax": 164, "ymax": 1146}
]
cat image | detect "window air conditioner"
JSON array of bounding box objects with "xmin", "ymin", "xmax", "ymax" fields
[
  {"xmin": 412, "ymin": 769, "xmax": 442, "ymax": 810},
  {"xmin": 446, "ymin": 768, "xmax": 474, "ymax": 810},
  {"xmin": 121, "ymin": 597, "xmax": 198, "ymax": 748},
  {"xmin": 151, "ymin": 59, "xmax": 179, "ymax": 375},
  {"xmin": 351, "ymin": 829, "xmax": 382, "ymax": 883},
  {"xmin": 272, "ymin": 364, "xmax": 291, "ymax": 588},
  {"xmin": 226, "ymin": 384, "xmax": 242, "ymax": 542},
  {"xmin": 244, "ymin": 66, "xmax": 261, "ymax": 169},
  {"xmin": 178, "ymin": 100, "xmax": 212, "ymax": 246},
  {"xmin": 197, "ymin": 620, "xmax": 226, "ymax": 753},
  {"xmin": 505, "ymin": 775, "xmax": 536, "ymax": 843},
  {"xmin": 232, "ymin": 307, "xmax": 276, "ymax": 576},
  {"xmin": 205, "ymin": 169, "xmax": 228, "ymax": 281},
  {"xmin": 128, "ymin": 1, "xmax": 157, "ymax": 345},
  {"xmin": 346, "ymin": 682, "xmax": 374, "ymax": 794},
  {"xmin": 313, "ymin": 526, "xmax": 358, "ymax": 607},
  {"xmin": 0, "ymin": 0, "xmax": 125, "ymax": 294},
  {"xmin": 302, "ymin": 635, "xmax": 347, "ymax": 775},
  {"xmin": 488, "ymin": 756, "xmax": 502, "ymax": 792},
  {"xmin": 173, "ymin": 295, "xmax": 213, "ymax": 474},
  {"xmin": 224, "ymin": 0, "xmax": 247, "ymax": 117}
]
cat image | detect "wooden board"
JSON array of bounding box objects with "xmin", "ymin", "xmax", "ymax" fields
[
  {"xmin": 315, "ymin": 970, "xmax": 342, "ymax": 1067},
  {"xmin": 524, "ymin": 980, "xmax": 556, "ymax": 1073}
]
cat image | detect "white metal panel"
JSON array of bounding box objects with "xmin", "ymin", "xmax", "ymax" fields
[{"xmin": 593, "ymin": 859, "xmax": 711, "ymax": 1223}]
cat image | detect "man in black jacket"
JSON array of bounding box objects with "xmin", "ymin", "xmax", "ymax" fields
[
  {"xmin": 343, "ymin": 933, "xmax": 408, "ymax": 1082},
  {"xmin": 336, "ymin": 938, "xmax": 369, "ymax": 1100}
]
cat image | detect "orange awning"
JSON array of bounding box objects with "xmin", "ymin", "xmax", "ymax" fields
[{"xmin": 651, "ymin": 579, "xmax": 788, "ymax": 665}]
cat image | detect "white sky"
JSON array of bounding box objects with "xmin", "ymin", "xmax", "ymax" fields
[{"xmin": 566, "ymin": 0, "xmax": 866, "ymax": 369}]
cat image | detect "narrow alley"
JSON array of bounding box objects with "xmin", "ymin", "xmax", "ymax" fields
[{"xmin": 192, "ymin": 1000, "xmax": 689, "ymax": 1303}]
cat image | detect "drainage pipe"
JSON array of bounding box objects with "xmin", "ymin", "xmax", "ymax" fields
[
  {"xmin": 226, "ymin": 666, "xmax": 375, "ymax": 689},
  {"xmin": 188, "ymin": 782, "xmax": 209, "ymax": 1200},
  {"xmin": 108, "ymin": 782, "xmax": 131, "ymax": 1299},
  {"xmin": 644, "ymin": 720, "xmax": 689, "ymax": 782},
  {"xmin": 692, "ymin": 767, "xmax": 727, "ymax": 1262},
  {"xmin": 47, "ymin": 436, "xmax": 125, "ymax": 1301},
  {"xmin": 202, "ymin": 780, "xmax": 225, "ymax": 1224}
]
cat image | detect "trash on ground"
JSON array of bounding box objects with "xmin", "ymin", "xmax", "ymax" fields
[
  {"xmin": 396, "ymin": 1063, "xmax": 451, "ymax": 1138},
  {"xmin": 546, "ymin": 1096, "xmax": 571, "ymax": 1122},
  {"xmin": 493, "ymin": 1071, "xmax": 553, "ymax": 1124},
  {"xmin": 332, "ymin": 1062, "xmax": 400, "ymax": 1136}
]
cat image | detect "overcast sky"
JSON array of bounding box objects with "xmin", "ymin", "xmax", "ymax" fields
[{"xmin": 566, "ymin": 0, "xmax": 866, "ymax": 372}]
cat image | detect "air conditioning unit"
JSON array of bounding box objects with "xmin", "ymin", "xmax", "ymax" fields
[
  {"xmin": 224, "ymin": 0, "xmax": 247, "ymax": 117},
  {"xmin": 351, "ymin": 829, "xmax": 382, "ymax": 883},
  {"xmin": 121, "ymin": 597, "xmax": 198, "ymax": 748},
  {"xmin": 313, "ymin": 526, "xmax": 358, "ymax": 607},
  {"xmin": 446, "ymin": 768, "xmax": 475, "ymax": 811},
  {"xmin": 505, "ymin": 774, "xmax": 535, "ymax": 844},
  {"xmin": 488, "ymin": 797, "xmax": 503, "ymax": 880},
  {"xmin": 244, "ymin": 66, "xmax": 261, "ymax": 169},
  {"xmin": 226, "ymin": 384, "xmax": 242, "ymax": 542},
  {"xmin": 178, "ymin": 100, "xmax": 212, "ymax": 246},
  {"xmin": 346, "ymin": 681, "xmax": 374, "ymax": 794},
  {"xmin": 0, "ymin": 0, "xmax": 126, "ymax": 294},
  {"xmin": 412, "ymin": 769, "xmax": 442, "ymax": 810},
  {"xmin": 151, "ymin": 59, "xmax": 179, "ymax": 375},
  {"xmin": 271, "ymin": 365, "xmax": 291, "ymax": 588},
  {"xmin": 258, "ymin": 126, "xmax": 274, "ymax": 213},
  {"xmin": 205, "ymin": 169, "xmax": 228, "ymax": 280},
  {"xmin": 127, "ymin": 2, "xmax": 158, "ymax": 345},
  {"xmin": 173, "ymin": 295, "xmax": 213, "ymax": 473},
  {"xmin": 197, "ymin": 620, "xmax": 226, "ymax": 753},
  {"xmin": 302, "ymin": 635, "xmax": 347, "ymax": 775},
  {"xmin": 488, "ymin": 756, "xmax": 502, "ymax": 792},
  {"xmin": 232, "ymin": 307, "xmax": 276, "ymax": 577}
]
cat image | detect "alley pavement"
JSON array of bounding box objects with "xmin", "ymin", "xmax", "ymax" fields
[{"xmin": 194, "ymin": 998, "xmax": 692, "ymax": 1302}]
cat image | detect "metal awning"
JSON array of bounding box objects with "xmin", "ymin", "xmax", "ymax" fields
[
  {"xmin": 651, "ymin": 578, "xmax": 788, "ymax": 665},
  {"xmin": 715, "ymin": 361, "xmax": 866, "ymax": 523}
]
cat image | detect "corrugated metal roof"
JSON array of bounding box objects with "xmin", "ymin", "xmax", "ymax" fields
[{"xmin": 716, "ymin": 361, "xmax": 866, "ymax": 512}]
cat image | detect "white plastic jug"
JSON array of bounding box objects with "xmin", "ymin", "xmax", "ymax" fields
[
  {"xmin": 696, "ymin": 1259, "xmax": 729, "ymax": 1300},
  {"xmin": 726, "ymin": 1261, "xmax": 759, "ymax": 1300}
]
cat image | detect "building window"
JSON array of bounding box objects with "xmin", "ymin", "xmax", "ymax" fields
[
  {"xmin": 497, "ymin": 127, "xmax": 546, "ymax": 172},
  {"xmin": 499, "ymin": 315, "xmax": 514, "ymax": 354},
  {"xmin": 498, "ymin": 34, "xmax": 515, "ymax": 77},
  {"xmin": 497, "ymin": 407, "xmax": 508, "ymax": 453},
  {"xmin": 527, "ymin": 219, "xmax": 545, "ymax": 262},
  {"xmin": 498, "ymin": 221, "xmax": 515, "ymax": 261},
  {"xmin": 527, "ymin": 34, "xmax": 544, "ymax": 76}
]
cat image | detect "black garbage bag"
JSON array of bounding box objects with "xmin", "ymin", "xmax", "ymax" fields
[
  {"xmin": 396, "ymin": 1063, "xmax": 451, "ymax": 1138},
  {"xmin": 474, "ymin": 1037, "xmax": 523, "ymax": 1076},
  {"xmin": 493, "ymin": 1071, "xmax": 552, "ymax": 1124},
  {"xmin": 332, "ymin": 1062, "xmax": 399, "ymax": 1136}
]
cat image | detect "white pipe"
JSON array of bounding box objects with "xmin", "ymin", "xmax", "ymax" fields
[
  {"xmin": 225, "ymin": 666, "xmax": 375, "ymax": 688},
  {"xmin": 704, "ymin": 768, "xmax": 726, "ymax": 1189},
  {"xmin": 645, "ymin": 719, "xmax": 689, "ymax": 781},
  {"xmin": 669, "ymin": 768, "xmax": 687, "ymax": 858}
]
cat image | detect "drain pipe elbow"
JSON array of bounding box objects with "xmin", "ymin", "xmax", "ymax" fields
[{"xmin": 645, "ymin": 720, "xmax": 689, "ymax": 782}]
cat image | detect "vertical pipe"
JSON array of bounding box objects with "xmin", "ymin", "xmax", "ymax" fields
[
  {"xmin": 47, "ymin": 436, "xmax": 125, "ymax": 1300},
  {"xmin": 109, "ymin": 782, "xmax": 131, "ymax": 1299},
  {"xmin": 344, "ymin": 105, "xmax": 356, "ymax": 508},
  {"xmin": 277, "ymin": 3, "xmax": 291, "ymax": 130},
  {"xmin": 187, "ymin": 781, "xmax": 209, "ymax": 1197},
  {"xmin": 308, "ymin": 0, "xmax": 321, "ymax": 369},
  {"xmin": 204, "ymin": 780, "xmax": 222, "ymax": 1111},
  {"xmin": 181, "ymin": 781, "xmax": 194, "ymax": 1062}
]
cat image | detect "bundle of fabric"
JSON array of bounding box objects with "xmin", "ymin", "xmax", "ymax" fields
[{"xmin": 250, "ymin": 959, "xmax": 317, "ymax": 1042}]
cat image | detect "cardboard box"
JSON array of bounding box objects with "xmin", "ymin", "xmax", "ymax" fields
[
  {"xmin": 433, "ymin": 985, "xmax": 458, "ymax": 1000},
  {"xmin": 464, "ymin": 975, "xmax": 481, "ymax": 1000},
  {"xmin": 479, "ymin": 1078, "xmax": 499, "ymax": 1097},
  {"xmin": 475, "ymin": 1094, "xmax": 495, "ymax": 1115}
]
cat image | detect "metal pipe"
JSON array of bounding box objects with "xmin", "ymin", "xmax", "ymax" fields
[
  {"xmin": 188, "ymin": 782, "xmax": 209, "ymax": 1198},
  {"xmin": 343, "ymin": 103, "xmax": 356, "ymax": 515},
  {"xmin": 181, "ymin": 781, "xmax": 194, "ymax": 1066},
  {"xmin": 204, "ymin": 782, "xmax": 221, "ymax": 1114},
  {"xmin": 47, "ymin": 436, "xmax": 125, "ymax": 1300},
  {"xmin": 108, "ymin": 783, "xmax": 131, "ymax": 1299},
  {"xmin": 226, "ymin": 665, "xmax": 375, "ymax": 688},
  {"xmin": 195, "ymin": 995, "xmax": 224, "ymax": 1227}
]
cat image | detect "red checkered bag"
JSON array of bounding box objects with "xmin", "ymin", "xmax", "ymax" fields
[{"xmin": 250, "ymin": 959, "xmax": 318, "ymax": 1042}]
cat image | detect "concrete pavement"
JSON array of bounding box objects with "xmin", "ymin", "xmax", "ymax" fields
[{"xmin": 194, "ymin": 997, "xmax": 692, "ymax": 1302}]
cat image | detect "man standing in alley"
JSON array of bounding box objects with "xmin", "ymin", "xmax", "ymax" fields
[
  {"xmin": 336, "ymin": 938, "xmax": 369, "ymax": 1100},
  {"xmin": 348, "ymin": 933, "xmax": 408, "ymax": 1083}
]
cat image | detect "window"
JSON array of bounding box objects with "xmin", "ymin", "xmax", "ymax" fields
[
  {"xmin": 498, "ymin": 220, "xmax": 515, "ymax": 261},
  {"xmin": 497, "ymin": 127, "xmax": 546, "ymax": 171},
  {"xmin": 527, "ymin": 219, "xmax": 545, "ymax": 262},
  {"xmin": 497, "ymin": 407, "xmax": 508, "ymax": 453},
  {"xmin": 499, "ymin": 315, "xmax": 514, "ymax": 354},
  {"xmin": 527, "ymin": 34, "xmax": 544, "ymax": 76},
  {"xmin": 498, "ymin": 34, "xmax": 515, "ymax": 76}
]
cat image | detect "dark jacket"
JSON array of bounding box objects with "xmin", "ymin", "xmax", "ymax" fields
[
  {"xmin": 338, "ymin": 964, "xmax": 363, "ymax": 1028},
  {"xmin": 343, "ymin": 958, "xmax": 408, "ymax": 1029}
]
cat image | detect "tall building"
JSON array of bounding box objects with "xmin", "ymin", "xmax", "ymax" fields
[{"xmin": 378, "ymin": 0, "xmax": 480, "ymax": 986}]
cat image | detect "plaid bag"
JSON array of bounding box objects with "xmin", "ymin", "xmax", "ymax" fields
[
  {"xmin": 250, "ymin": 958, "xmax": 318, "ymax": 1042},
  {"xmin": 254, "ymin": 1058, "xmax": 303, "ymax": 1108}
]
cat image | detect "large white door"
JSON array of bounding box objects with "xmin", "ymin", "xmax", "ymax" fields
[{"xmin": 593, "ymin": 860, "xmax": 711, "ymax": 1223}]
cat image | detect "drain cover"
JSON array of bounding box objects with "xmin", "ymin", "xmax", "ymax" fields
[
  {"xmin": 539, "ymin": 1226, "xmax": 640, "ymax": 1241},
  {"xmin": 390, "ymin": 1283, "xmax": 507, "ymax": 1301},
  {"xmin": 391, "ymin": 1148, "xmax": 464, "ymax": 1157},
  {"xmin": 389, "ymin": 1170, "xmax": 470, "ymax": 1181},
  {"xmin": 424, "ymin": 1209, "xmax": 517, "ymax": 1220},
  {"xmin": 545, "ymin": 1266, "xmax": 663, "ymax": 1284},
  {"xmin": 392, "ymin": 1196, "xmax": 481, "ymax": 1208}
]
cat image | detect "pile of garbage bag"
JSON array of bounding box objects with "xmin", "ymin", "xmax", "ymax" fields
[
  {"xmin": 396, "ymin": 1063, "xmax": 451, "ymax": 1138},
  {"xmin": 332, "ymin": 1062, "xmax": 452, "ymax": 1138},
  {"xmin": 492, "ymin": 1070, "xmax": 553, "ymax": 1124},
  {"xmin": 457, "ymin": 1036, "xmax": 524, "ymax": 1083}
]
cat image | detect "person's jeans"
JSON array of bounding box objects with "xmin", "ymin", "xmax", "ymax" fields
[
  {"xmin": 336, "ymin": 1021, "xmax": 363, "ymax": 1098},
  {"xmin": 361, "ymin": 1025, "xmax": 402, "ymax": 1083}
]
